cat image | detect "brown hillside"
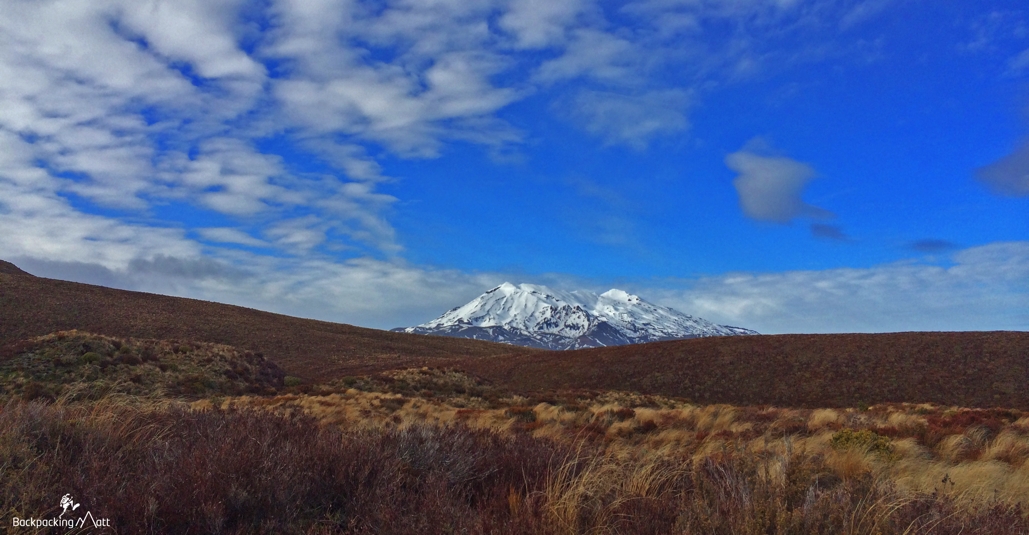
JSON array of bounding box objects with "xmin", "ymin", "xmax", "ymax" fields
[
  {"xmin": 0, "ymin": 260, "xmax": 31, "ymax": 276},
  {"xmin": 0, "ymin": 267, "xmax": 526, "ymax": 380},
  {"xmin": 453, "ymin": 331, "xmax": 1029, "ymax": 409}
]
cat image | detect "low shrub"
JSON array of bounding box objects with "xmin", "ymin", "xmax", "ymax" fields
[
  {"xmin": 0, "ymin": 332, "xmax": 285, "ymax": 402},
  {"xmin": 831, "ymin": 428, "xmax": 895, "ymax": 456}
]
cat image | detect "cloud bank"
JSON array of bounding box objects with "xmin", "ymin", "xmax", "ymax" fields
[
  {"xmin": 12, "ymin": 240, "xmax": 1027, "ymax": 334},
  {"xmin": 650, "ymin": 241, "xmax": 1029, "ymax": 334}
]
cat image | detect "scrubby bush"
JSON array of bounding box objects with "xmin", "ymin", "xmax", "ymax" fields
[
  {"xmin": 115, "ymin": 353, "xmax": 142, "ymax": 366},
  {"xmin": 0, "ymin": 332, "xmax": 285, "ymax": 401},
  {"xmin": 831, "ymin": 428, "xmax": 895, "ymax": 456}
]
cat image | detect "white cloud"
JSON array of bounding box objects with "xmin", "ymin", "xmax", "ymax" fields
[
  {"xmin": 726, "ymin": 143, "xmax": 833, "ymax": 223},
  {"xmin": 0, "ymin": 192, "xmax": 199, "ymax": 273},
  {"xmin": 159, "ymin": 138, "xmax": 303, "ymax": 216},
  {"xmin": 535, "ymin": 29, "xmax": 641, "ymax": 85},
  {"xmin": 0, "ymin": 0, "xmax": 407, "ymax": 257},
  {"xmin": 116, "ymin": 0, "xmax": 265, "ymax": 80},
  {"xmin": 264, "ymin": 216, "xmax": 329, "ymax": 252},
  {"xmin": 564, "ymin": 89, "xmax": 691, "ymax": 149},
  {"xmin": 499, "ymin": 0, "xmax": 587, "ymax": 49},
  {"xmin": 264, "ymin": 0, "xmax": 523, "ymax": 156},
  {"xmin": 649, "ymin": 241, "xmax": 1029, "ymax": 333},
  {"xmin": 197, "ymin": 228, "xmax": 268, "ymax": 247},
  {"xmin": 270, "ymin": 51, "xmax": 521, "ymax": 156}
]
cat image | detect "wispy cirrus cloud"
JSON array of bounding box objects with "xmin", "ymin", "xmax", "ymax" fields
[
  {"xmin": 500, "ymin": 0, "xmax": 589, "ymax": 49},
  {"xmin": 562, "ymin": 89, "xmax": 692, "ymax": 150},
  {"xmin": 1009, "ymin": 49, "xmax": 1029, "ymax": 75}
]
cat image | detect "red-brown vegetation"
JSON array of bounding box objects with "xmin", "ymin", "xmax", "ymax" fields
[{"xmin": 453, "ymin": 331, "xmax": 1029, "ymax": 409}]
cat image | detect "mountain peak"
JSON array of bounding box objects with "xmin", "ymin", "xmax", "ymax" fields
[
  {"xmin": 600, "ymin": 289, "xmax": 638, "ymax": 303},
  {"xmin": 396, "ymin": 284, "xmax": 757, "ymax": 350}
]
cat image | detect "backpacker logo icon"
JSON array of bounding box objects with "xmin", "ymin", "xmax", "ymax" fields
[
  {"xmin": 59, "ymin": 494, "xmax": 80, "ymax": 517},
  {"xmin": 12, "ymin": 492, "xmax": 111, "ymax": 530}
]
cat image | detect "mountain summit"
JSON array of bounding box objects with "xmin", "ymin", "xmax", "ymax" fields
[{"xmin": 393, "ymin": 283, "xmax": 757, "ymax": 350}]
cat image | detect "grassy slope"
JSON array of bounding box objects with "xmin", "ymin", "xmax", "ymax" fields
[
  {"xmin": 454, "ymin": 331, "xmax": 1029, "ymax": 409},
  {"xmin": 0, "ymin": 269, "xmax": 526, "ymax": 380}
]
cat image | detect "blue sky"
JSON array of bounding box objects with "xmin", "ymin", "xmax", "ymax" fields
[{"xmin": 0, "ymin": 0, "xmax": 1026, "ymax": 333}]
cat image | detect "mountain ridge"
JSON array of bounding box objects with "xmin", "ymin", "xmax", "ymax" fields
[{"xmin": 395, "ymin": 282, "xmax": 757, "ymax": 350}]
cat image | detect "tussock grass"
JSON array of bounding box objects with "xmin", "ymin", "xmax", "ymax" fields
[
  {"xmin": 4, "ymin": 359, "xmax": 1029, "ymax": 534},
  {"xmin": 5, "ymin": 393, "xmax": 1029, "ymax": 534},
  {"xmin": 238, "ymin": 376, "xmax": 1029, "ymax": 522}
]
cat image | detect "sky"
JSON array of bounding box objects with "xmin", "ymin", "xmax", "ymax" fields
[{"xmin": 0, "ymin": 0, "xmax": 1027, "ymax": 334}]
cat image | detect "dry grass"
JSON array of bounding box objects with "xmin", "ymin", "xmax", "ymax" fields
[
  {"xmin": 3, "ymin": 372, "xmax": 1029, "ymax": 534},
  {"xmin": 234, "ymin": 376, "xmax": 1029, "ymax": 520}
]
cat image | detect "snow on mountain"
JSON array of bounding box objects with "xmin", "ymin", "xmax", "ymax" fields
[{"xmin": 393, "ymin": 283, "xmax": 757, "ymax": 350}]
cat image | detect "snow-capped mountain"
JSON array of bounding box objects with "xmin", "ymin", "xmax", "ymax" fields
[{"xmin": 393, "ymin": 282, "xmax": 757, "ymax": 350}]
